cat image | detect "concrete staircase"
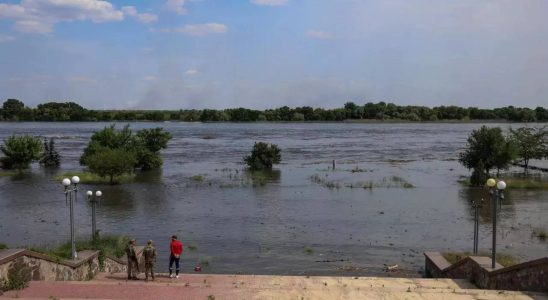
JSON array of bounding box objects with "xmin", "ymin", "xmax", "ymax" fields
[{"xmin": 2, "ymin": 273, "xmax": 547, "ymax": 300}]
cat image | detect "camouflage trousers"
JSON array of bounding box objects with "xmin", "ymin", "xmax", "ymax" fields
[
  {"xmin": 127, "ymin": 259, "xmax": 138, "ymax": 279},
  {"xmin": 145, "ymin": 262, "xmax": 155, "ymax": 280}
]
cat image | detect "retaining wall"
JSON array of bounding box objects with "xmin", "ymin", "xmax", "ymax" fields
[{"xmin": 424, "ymin": 252, "xmax": 547, "ymax": 292}]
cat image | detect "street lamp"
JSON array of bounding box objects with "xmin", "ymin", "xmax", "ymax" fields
[
  {"xmin": 486, "ymin": 178, "xmax": 506, "ymax": 269},
  {"xmin": 471, "ymin": 198, "xmax": 484, "ymax": 255},
  {"xmin": 62, "ymin": 176, "xmax": 80, "ymax": 260},
  {"xmin": 87, "ymin": 190, "xmax": 102, "ymax": 241}
]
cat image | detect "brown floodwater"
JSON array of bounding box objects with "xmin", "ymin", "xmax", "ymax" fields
[{"xmin": 0, "ymin": 122, "xmax": 546, "ymax": 276}]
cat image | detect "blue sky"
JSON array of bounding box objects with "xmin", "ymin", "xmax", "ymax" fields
[{"xmin": 1, "ymin": 0, "xmax": 547, "ymax": 109}]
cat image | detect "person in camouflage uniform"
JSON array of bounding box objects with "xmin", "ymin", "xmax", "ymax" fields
[
  {"xmin": 125, "ymin": 238, "xmax": 139, "ymax": 280},
  {"xmin": 143, "ymin": 240, "xmax": 157, "ymax": 281}
]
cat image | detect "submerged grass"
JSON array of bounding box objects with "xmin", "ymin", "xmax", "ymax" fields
[
  {"xmin": 442, "ymin": 251, "xmax": 520, "ymax": 267},
  {"xmin": 310, "ymin": 174, "xmax": 341, "ymax": 189},
  {"xmin": 0, "ymin": 171, "xmax": 18, "ymax": 177},
  {"xmin": 190, "ymin": 175, "xmax": 205, "ymax": 182},
  {"xmin": 532, "ymin": 228, "xmax": 547, "ymax": 241},
  {"xmin": 311, "ymin": 174, "xmax": 415, "ymax": 190},
  {"xmin": 53, "ymin": 172, "xmax": 135, "ymax": 184},
  {"xmin": 458, "ymin": 176, "xmax": 548, "ymax": 190}
]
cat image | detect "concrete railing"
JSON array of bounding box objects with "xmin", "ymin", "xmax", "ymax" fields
[
  {"xmin": 0, "ymin": 247, "xmax": 141, "ymax": 282},
  {"xmin": 424, "ymin": 252, "xmax": 548, "ymax": 292}
]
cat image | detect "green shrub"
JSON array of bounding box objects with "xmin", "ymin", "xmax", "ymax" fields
[
  {"xmin": 0, "ymin": 271, "xmax": 30, "ymax": 291},
  {"xmin": 244, "ymin": 142, "xmax": 281, "ymax": 170},
  {"xmin": 40, "ymin": 138, "xmax": 61, "ymax": 168},
  {"xmin": 0, "ymin": 135, "xmax": 43, "ymax": 171}
]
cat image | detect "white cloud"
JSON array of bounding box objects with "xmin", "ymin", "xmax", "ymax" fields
[
  {"xmin": 306, "ymin": 30, "xmax": 334, "ymax": 40},
  {"xmin": 0, "ymin": 0, "xmax": 158, "ymax": 33},
  {"xmin": 136, "ymin": 13, "xmax": 158, "ymax": 24},
  {"xmin": 0, "ymin": 34, "xmax": 16, "ymax": 43},
  {"xmin": 181, "ymin": 23, "xmax": 228, "ymax": 36},
  {"xmin": 166, "ymin": 0, "xmax": 187, "ymax": 15},
  {"xmin": 121, "ymin": 6, "xmax": 137, "ymax": 16},
  {"xmin": 250, "ymin": 0, "xmax": 288, "ymax": 6},
  {"xmin": 122, "ymin": 6, "xmax": 158, "ymax": 24},
  {"xmin": 159, "ymin": 23, "xmax": 227, "ymax": 36},
  {"xmin": 185, "ymin": 69, "xmax": 199, "ymax": 75},
  {"xmin": 143, "ymin": 76, "xmax": 157, "ymax": 81},
  {"xmin": 69, "ymin": 75, "xmax": 96, "ymax": 83}
]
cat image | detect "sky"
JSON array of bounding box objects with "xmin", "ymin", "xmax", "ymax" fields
[{"xmin": 0, "ymin": 0, "xmax": 547, "ymax": 110}]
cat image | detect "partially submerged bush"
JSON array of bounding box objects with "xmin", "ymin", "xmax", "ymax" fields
[
  {"xmin": 0, "ymin": 135, "xmax": 42, "ymax": 171},
  {"xmin": 244, "ymin": 142, "xmax": 281, "ymax": 170}
]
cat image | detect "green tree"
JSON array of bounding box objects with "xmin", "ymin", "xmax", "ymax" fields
[
  {"xmin": 80, "ymin": 124, "xmax": 134, "ymax": 166},
  {"xmin": 1, "ymin": 99, "xmax": 25, "ymax": 120},
  {"xmin": 509, "ymin": 127, "xmax": 547, "ymax": 171},
  {"xmin": 40, "ymin": 138, "xmax": 61, "ymax": 167},
  {"xmin": 134, "ymin": 128, "xmax": 172, "ymax": 170},
  {"xmin": 0, "ymin": 135, "xmax": 43, "ymax": 171},
  {"xmin": 459, "ymin": 126, "xmax": 515, "ymax": 185},
  {"xmin": 244, "ymin": 142, "xmax": 281, "ymax": 170},
  {"xmin": 86, "ymin": 147, "xmax": 137, "ymax": 184},
  {"xmin": 80, "ymin": 124, "xmax": 171, "ymax": 172}
]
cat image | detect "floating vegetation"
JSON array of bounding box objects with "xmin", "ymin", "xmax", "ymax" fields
[
  {"xmin": 199, "ymin": 256, "xmax": 212, "ymax": 267},
  {"xmin": 339, "ymin": 265, "xmax": 361, "ymax": 272},
  {"xmin": 532, "ymin": 228, "xmax": 547, "ymax": 241},
  {"xmin": 190, "ymin": 175, "xmax": 205, "ymax": 182},
  {"xmin": 349, "ymin": 166, "xmax": 370, "ymax": 173},
  {"xmin": 304, "ymin": 247, "xmax": 314, "ymax": 255}
]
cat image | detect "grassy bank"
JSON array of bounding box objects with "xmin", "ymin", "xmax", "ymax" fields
[
  {"xmin": 53, "ymin": 172, "xmax": 135, "ymax": 184},
  {"xmin": 0, "ymin": 171, "xmax": 17, "ymax": 177},
  {"xmin": 458, "ymin": 176, "xmax": 548, "ymax": 190},
  {"xmin": 28, "ymin": 235, "xmax": 129, "ymax": 262},
  {"xmin": 442, "ymin": 251, "xmax": 520, "ymax": 267}
]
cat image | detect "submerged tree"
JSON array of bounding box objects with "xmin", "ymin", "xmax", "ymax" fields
[
  {"xmin": 40, "ymin": 138, "xmax": 61, "ymax": 167},
  {"xmin": 509, "ymin": 126, "xmax": 547, "ymax": 171},
  {"xmin": 244, "ymin": 142, "xmax": 281, "ymax": 171},
  {"xmin": 459, "ymin": 126, "xmax": 515, "ymax": 185},
  {"xmin": 80, "ymin": 124, "xmax": 172, "ymax": 182},
  {"xmin": 0, "ymin": 135, "xmax": 43, "ymax": 171},
  {"xmin": 134, "ymin": 127, "xmax": 172, "ymax": 170},
  {"xmin": 86, "ymin": 147, "xmax": 137, "ymax": 184}
]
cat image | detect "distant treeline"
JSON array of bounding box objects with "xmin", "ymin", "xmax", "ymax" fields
[{"xmin": 1, "ymin": 99, "xmax": 548, "ymax": 122}]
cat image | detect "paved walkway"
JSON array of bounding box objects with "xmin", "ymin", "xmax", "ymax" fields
[{"xmin": 2, "ymin": 273, "xmax": 546, "ymax": 300}]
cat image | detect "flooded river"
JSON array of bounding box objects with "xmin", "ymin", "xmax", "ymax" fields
[{"xmin": 0, "ymin": 122, "xmax": 546, "ymax": 276}]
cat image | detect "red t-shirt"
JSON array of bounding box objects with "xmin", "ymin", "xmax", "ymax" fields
[{"xmin": 170, "ymin": 240, "xmax": 183, "ymax": 256}]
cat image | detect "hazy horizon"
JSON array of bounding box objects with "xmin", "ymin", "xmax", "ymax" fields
[{"xmin": 1, "ymin": 0, "xmax": 548, "ymax": 110}]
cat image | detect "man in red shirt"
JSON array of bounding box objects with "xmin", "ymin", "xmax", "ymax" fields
[{"xmin": 169, "ymin": 235, "xmax": 183, "ymax": 278}]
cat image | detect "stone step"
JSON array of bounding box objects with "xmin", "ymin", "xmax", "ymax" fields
[
  {"xmin": 2, "ymin": 274, "xmax": 546, "ymax": 300},
  {"xmin": 90, "ymin": 272, "xmax": 477, "ymax": 291}
]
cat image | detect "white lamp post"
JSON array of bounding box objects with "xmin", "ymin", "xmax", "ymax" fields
[
  {"xmin": 62, "ymin": 176, "xmax": 80, "ymax": 260},
  {"xmin": 87, "ymin": 190, "xmax": 102, "ymax": 241},
  {"xmin": 486, "ymin": 178, "xmax": 506, "ymax": 269}
]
